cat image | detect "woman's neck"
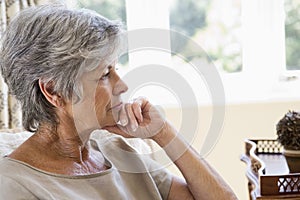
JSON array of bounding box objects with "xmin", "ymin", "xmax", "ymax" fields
[
  {"xmin": 33, "ymin": 126, "xmax": 108, "ymax": 175},
  {"xmin": 35, "ymin": 124, "xmax": 91, "ymax": 163}
]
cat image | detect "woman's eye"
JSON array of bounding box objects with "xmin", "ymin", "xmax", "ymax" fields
[{"xmin": 100, "ymin": 68, "xmax": 111, "ymax": 80}]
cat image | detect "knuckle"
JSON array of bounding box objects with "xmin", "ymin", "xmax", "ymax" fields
[
  {"xmin": 132, "ymin": 102, "xmax": 140, "ymax": 108},
  {"xmin": 125, "ymin": 103, "xmax": 131, "ymax": 110}
]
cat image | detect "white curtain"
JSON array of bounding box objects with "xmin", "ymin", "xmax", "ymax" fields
[{"xmin": 0, "ymin": 0, "xmax": 54, "ymax": 129}]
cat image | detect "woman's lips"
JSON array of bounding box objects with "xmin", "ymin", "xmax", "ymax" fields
[{"xmin": 109, "ymin": 102, "xmax": 123, "ymax": 111}]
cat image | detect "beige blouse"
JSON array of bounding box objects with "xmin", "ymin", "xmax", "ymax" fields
[{"xmin": 0, "ymin": 130, "xmax": 172, "ymax": 200}]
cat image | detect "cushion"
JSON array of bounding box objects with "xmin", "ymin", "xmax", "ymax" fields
[{"xmin": 0, "ymin": 130, "xmax": 33, "ymax": 157}]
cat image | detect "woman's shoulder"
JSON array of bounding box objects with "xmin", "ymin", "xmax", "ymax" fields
[
  {"xmin": 6, "ymin": 135, "xmax": 42, "ymax": 164},
  {"xmin": 0, "ymin": 158, "xmax": 39, "ymax": 199},
  {"xmin": 0, "ymin": 157, "xmax": 23, "ymax": 176}
]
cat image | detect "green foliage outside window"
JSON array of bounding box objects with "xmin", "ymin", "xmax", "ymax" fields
[
  {"xmin": 169, "ymin": 0, "xmax": 242, "ymax": 73},
  {"xmin": 169, "ymin": 0, "xmax": 207, "ymax": 36},
  {"xmin": 285, "ymin": 0, "xmax": 300, "ymax": 70},
  {"xmin": 77, "ymin": 0, "xmax": 126, "ymax": 24}
]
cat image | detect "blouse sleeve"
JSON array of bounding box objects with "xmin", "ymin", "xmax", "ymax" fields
[
  {"xmin": 0, "ymin": 175, "xmax": 38, "ymax": 200},
  {"xmin": 148, "ymin": 160, "xmax": 173, "ymax": 200},
  {"xmin": 131, "ymin": 139, "xmax": 173, "ymax": 200}
]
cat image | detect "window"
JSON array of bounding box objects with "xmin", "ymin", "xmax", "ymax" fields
[
  {"xmin": 69, "ymin": 0, "xmax": 300, "ymax": 103},
  {"xmin": 169, "ymin": 0, "xmax": 242, "ymax": 73}
]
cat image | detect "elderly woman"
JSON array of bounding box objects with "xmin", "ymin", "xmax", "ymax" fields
[{"xmin": 0, "ymin": 5, "xmax": 237, "ymax": 200}]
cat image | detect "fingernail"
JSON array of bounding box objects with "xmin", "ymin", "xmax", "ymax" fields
[{"xmin": 121, "ymin": 119, "xmax": 127, "ymax": 126}]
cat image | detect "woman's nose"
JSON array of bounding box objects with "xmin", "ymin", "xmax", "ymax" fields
[{"xmin": 113, "ymin": 77, "xmax": 128, "ymax": 95}]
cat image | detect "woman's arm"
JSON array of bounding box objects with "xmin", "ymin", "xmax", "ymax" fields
[
  {"xmin": 153, "ymin": 123, "xmax": 238, "ymax": 200},
  {"xmin": 103, "ymin": 98, "xmax": 237, "ymax": 200}
]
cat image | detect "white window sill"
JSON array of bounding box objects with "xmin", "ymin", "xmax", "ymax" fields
[{"xmin": 221, "ymin": 72, "xmax": 300, "ymax": 105}]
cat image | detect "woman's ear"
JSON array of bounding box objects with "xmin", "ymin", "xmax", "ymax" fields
[{"xmin": 38, "ymin": 79, "xmax": 64, "ymax": 107}]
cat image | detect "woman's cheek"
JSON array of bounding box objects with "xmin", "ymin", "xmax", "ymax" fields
[{"xmin": 94, "ymin": 88, "xmax": 111, "ymax": 116}]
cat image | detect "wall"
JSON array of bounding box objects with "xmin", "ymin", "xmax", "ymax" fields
[{"xmin": 164, "ymin": 100, "xmax": 300, "ymax": 200}]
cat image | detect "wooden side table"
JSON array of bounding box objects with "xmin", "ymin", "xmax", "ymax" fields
[{"xmin": 241, "ymin": 139, "xmax": 300, "ymax": 199}]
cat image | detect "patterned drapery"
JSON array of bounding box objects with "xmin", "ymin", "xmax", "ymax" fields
[{"xmin": 0, "ymin": 0, "xmax": 52, "ymax": 129}]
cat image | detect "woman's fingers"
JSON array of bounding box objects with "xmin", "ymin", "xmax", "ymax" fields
[
  {"xmin": 110, "ymin": 97, "xmax": 165, "ymax": 139},
  {"xmin": 132, "ymin": 102, "xmax": 143, "ymax": 123},
  {"xmin": 119, "ymin": 105, "xmax": 128, "ymax": 126},
  {"xmin": 125, "ymin": 103, "xmax": 138, "ymax": 131},
  {"xmin": 117, "ymin": 97, "xmax": 148, "ymax": 133}
]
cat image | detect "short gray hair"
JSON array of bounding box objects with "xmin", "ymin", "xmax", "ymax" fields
[{"xmin": 0, "ymin": 4, "xmax": 123, "ymax": 132}]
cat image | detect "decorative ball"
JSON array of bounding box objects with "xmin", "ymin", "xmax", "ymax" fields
[{"xmin": 276, "ymin": 110, "xmax": 300, "ymax": 150}]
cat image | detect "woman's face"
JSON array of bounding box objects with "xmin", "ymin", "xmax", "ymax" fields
[{"xmin": 70, "ymin": 62, "xmax": 128, "ymax": 132}]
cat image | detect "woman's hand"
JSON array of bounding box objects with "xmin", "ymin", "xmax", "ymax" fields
[
  {"xmin": 103, "ymin": 98, "xmax": 238, "ymax": 200},
  {"xmin": 103, "ymin": 97, "xmax": 166, "ymax": 139},
  {"xmin": 103, "ymin": 99, "xmax": 238, "ymax": 200}
]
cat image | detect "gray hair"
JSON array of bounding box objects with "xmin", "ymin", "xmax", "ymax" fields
[{"xmin": 0, "ymin": 4, "xmax": 123, "ymax": 132}]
